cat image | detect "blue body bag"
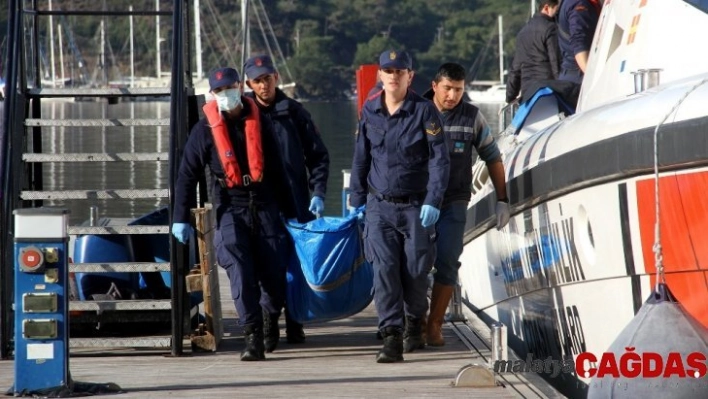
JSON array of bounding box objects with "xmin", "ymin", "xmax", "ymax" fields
[{"xmin": 285, "ymin": 214, "xmax": 373, "ymax": 324}]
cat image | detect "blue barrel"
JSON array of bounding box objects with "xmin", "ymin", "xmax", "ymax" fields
[
  {"xmin": 129, "ymin": 207, "xmax": 171, "ymax": 290},
  {"xmin": 73, "ymin": 234, "xmax": 138, "ymax": 300}
]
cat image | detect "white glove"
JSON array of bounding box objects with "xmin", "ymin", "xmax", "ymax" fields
[{"xmin": 496, "ymin": 201, "xmax": 510, "ymax": 230}]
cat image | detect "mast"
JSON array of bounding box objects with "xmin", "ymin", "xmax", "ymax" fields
[
  {"xmin": 129, "ymin": 5, "xmax": 134, "ymax": 87},
  {"xmin": 100, "ymin": 19, "xmax": 106, "ymax": 85},
  {"xmin": 100, "ymin": 0, "xmax": 107, "ymax": 85},
  {"xmin": 156, "ymin": 0, "xmax": 161, "ymax": 80},
  {"xmin": 498, "ymin": 14, "xmax": 504, "ymax": 83},
  {"xmin": 194, "ymin": 0, "xmax": 203, "ymax": 80},
  {"xmin": 57, "ymin": 23, "xmax": 65, "ymax": 87},
  {"xmin": 241, "ymin": 0, "xmax": 250, "ymax": 72},
  {"xmin": 49, "ymin": 0, "xmax": 56, "ymax": 86}
]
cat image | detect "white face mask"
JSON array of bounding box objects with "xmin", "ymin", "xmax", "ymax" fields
[{"xmin": 214, "ymin": 88, "xmax": 242, "ymax": 112}]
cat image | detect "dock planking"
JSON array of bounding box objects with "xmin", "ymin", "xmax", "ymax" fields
[{"xmin": 0, "ymin": 268, "xmax": 558, "ymax": 398}]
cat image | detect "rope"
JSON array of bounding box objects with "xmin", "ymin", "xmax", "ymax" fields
[{"xmin": 651, "ymin": 77, "xmax": 708, "ymax": 292}]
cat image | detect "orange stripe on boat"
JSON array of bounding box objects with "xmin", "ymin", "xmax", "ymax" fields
[
  {"xmin": 627, "ymin": 15, "xmax": 641, "ymax": 44},
  {"xmin": 636, "ymin": 171, "xmax": 708, "ymax": 328}
]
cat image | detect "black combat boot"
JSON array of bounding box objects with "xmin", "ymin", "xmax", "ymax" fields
[
  {"xmin": 241, "ymin": 324, "xmax": 266, "ymax": 361},
  {"xmin": 376, "ymin": 327, "xmax": 404, "ymax": 363},
  {"xmin": 403, "ymin": 315, "xmax": 425, "ymax": 353},
  {"xmin": 263, "ymin": 310, "xmax": 280, "ymax": 353},
  {"xmin": 285, "ymin": 309, "xmax": 306, "ymax": 344}
]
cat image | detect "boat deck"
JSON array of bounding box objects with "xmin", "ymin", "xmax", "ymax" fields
[{"xmin": 0, "ymin": 268, "xmax": 563, "ymax": 398}]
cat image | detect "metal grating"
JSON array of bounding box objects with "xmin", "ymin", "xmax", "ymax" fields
[
  {"xmin": 68, "ymin": 225, "xmax": 169, "ymax": 235},
  {"xmin": 25, "ymin": 118, "xmax": 170, "ymax": 127},
  {"xmin": 69, "ymin": 336, "xmax": 172, "ymax": 348},
  {"xmin": 23, "ymin": 153, "xmax": 169, "ymax": 162},
  {"xmin": 70, "ymin": 299, "xmax": 172, "ymax": 311},
  {"xmin": 28, "ymin": 88, "xmax": 171, "ymax": 97},
  {"xmin": 69, "ymin": 262, "xmax": 171, "ymax": 273},
  {"xmin": 21, "ymin": 189, "xmax": 168, "ymax": 200}
]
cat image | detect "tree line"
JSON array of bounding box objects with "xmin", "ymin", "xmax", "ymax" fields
[{"xmin": 1, "ymin": 0, "xmax": 534, "ymax": 99}]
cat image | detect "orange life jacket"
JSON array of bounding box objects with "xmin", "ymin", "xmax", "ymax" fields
[{"xmin": 203, "ymin": 96, "xmax": 264, "ymax": 187}]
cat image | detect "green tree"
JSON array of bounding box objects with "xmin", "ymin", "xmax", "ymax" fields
[
  {"xmin": 353, "ymin": 36, "xmax": 402, "ymax": 68},
  {"xmin": 289, "ymin": 36, "xmax": 346, "ymax": 100},
  {"xmin": 0, "ymin": 0, "xmax": 535, "ymax": 99}
]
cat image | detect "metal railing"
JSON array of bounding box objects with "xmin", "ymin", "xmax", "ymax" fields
[{"xmin": 0, "ymin": 0, "xmax": 195, "ymax": 358}]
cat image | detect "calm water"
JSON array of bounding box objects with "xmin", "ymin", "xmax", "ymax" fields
[{"xmin": 40, "ymin": 100, "xmax": 502, "ymax": 224}]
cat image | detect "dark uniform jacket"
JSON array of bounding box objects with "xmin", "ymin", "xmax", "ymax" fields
[
  {"xmin": 246, "ymin": 89, "xmax": 330, "ymax": 223},
  {"xmin": 173, "ymin": 99, "xmax": 286, "ymax": 224},
  {"xmin": 558, "ymin": 0, "xmax": 601, "ymax": 73},
  {"xmin": 350, "ymin": 90, "xmax": 449, "ymax": 209},
  {"xmin": 506, "ymin": 13, "xmax": 560, "ymax": 103},
  {"xmin": 423, "ymin": 90, "xmax": 501, "ymax": 207}
]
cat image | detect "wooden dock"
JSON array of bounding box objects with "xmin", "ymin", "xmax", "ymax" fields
[{"xmin": 0, "ymin": 268, "xmax": 564, "ymax": 398}]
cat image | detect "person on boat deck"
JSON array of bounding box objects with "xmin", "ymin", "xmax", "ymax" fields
[
  {"xmin": 243, "ymin": 54, "xmax": 330, "ymax": 351},
  {"xmin": 557, "ymin": 0, "xmax": 602, "ymax": 84},
  {"xmin": 349, "ymin": 50, "xmax": 450, "ymax": 363},
  {"xmin": 506, "ymin": 0, "xmax": 561, "ymax": 104},
  {"xmin": 171, "ymin": 67, "xmax": 290, "ymax": 362},
  {"xmin": 423, "ymin": 62, "xmax": 510, "ymax": 346}
]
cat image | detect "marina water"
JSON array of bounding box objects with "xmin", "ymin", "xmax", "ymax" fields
[{"xmin": 39, "ymin": 100, "xmax": 502, "ymax": 225}]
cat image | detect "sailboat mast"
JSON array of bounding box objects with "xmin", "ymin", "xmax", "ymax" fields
[
  {"xmin": 194, "ymin": 0, "xmax": 203, "ymax": 80},
  {"xmin": 49, "ymin": 0, "xmax": 56, "ymax": 86},
  {"xmin": 156, "ymin": 0, "xmax": 161, "ymax": 80},
  {"xmin": 498, "ymin": 14, "xmax": 504, "ymax": 83},
  {"xmin": 241, "ymin": 0, "xmax": 250, "ymax": 72},
  {"xmin": 100, "ymin": 0, "xmax": 107, "ymax": 85},
  {"xmin": 58, "ymin": 23, "xmax": 65, "ymax": 87},
  {"xmin": 100, "ymin": 19, "xmax": 106, "ymax": 85},
  {"xmin": 129, "ymin": 5, "xmax": 134, "ymax": 87}
]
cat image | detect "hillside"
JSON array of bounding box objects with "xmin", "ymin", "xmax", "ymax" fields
[{"xmin": 1, "ymin": 0, "xmax": 534, "ymax": 99}]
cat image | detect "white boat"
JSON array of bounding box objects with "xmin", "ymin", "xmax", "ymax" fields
[
  {"xmin": 466, "ymin": 83, "xmax": 507, "ymax": 104},
  {"xmin": 467, "ymin": 15, "xmax": 507, "ymax": 104},
  {"xmin": 460, "ymin": 1, "xmax": 708, "ymax": 397}
]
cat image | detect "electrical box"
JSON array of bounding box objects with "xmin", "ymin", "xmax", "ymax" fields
[{"xmin": 13, "ymin": 208, "xmax": 70, "ymax": 394}]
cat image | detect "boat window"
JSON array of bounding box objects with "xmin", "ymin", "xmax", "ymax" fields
[
  {"xmin": 470, "ymin": 158, "xmax": 489, "ymax": 195},
  {"xmin": 685, "ymin": 0, "xmax": 708, "ymax": 13}
]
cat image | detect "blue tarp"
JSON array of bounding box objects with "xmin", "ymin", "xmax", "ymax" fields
[
  {"xmin": 285, "ymin": 215, "xmax": 374, "ymax": 324},
  {"xmin": 510, "ymin": 87, "xmax": 575, "ymax": 135}
]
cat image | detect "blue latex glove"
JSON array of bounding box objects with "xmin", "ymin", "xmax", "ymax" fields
[
  {"xmin": 171, "ymin": 222, "xmax": 193, "ymax": 244},
  {"xmin": 350, "ymin": 205, "xmax": 366, "ymax": 220},
  {"xmin": 309, "ymin": 195, "xmax": 325, "ymax": 216},
  {"xmin": 420, "ymin": 205, "xmax": 440, "ymax": 228}
]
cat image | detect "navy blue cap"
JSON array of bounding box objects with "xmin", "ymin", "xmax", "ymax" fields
[
  {"xmin": 244, "ymin": 55, "xmax": 276, "ymax": 80},
  {"xmin": 208, "ymin": 67, "xmax": 240, "ymax": 91},
  {"xmin": 379, "ymin": 50, "xmax": 412, "ymax": 70}
]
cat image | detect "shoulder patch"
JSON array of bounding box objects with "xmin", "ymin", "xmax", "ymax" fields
[{"xmin": 425, "ymin": 121, "xmax": 441, "ymax": 136}]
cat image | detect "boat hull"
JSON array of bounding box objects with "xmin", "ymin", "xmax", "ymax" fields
[{"xmin": 459, "ymin": 74, "xmax": 708, "ymax": 397}]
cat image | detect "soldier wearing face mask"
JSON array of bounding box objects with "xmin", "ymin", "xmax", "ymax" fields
[{"xmin": 171, "ymin": 67, "xmax": 290, "ymax": 362}]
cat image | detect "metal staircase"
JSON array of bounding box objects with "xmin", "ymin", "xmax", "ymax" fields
[{"xmin": 1, "ymin": 1, "xmax": 198, "ymax": 357}]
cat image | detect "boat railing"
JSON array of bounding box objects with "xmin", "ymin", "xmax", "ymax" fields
[
  {"xmin": 0, "ymin": 0, "xmax": 198, "ymax": 358},
  {"xmin": 499, "ymin": 101, "xmax": 519, "ymax": 131}
]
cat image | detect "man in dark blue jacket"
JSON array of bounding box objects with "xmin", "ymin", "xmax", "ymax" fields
[
  {"xmin": 171, "ymin": 67, "xmax": 289, "ymax": 361},
  {"xmin": 506, "ymin": 0, "xmax": 561, "ymax": 103},
  {"xmin": 244, "ymin": 55, "xmax": 330, "ymax": 351},
  {"xmin": 423, "ymin": 62, "xmax": 510, "ymax": 346},
  {"xmin": 558, "ymin": 0, "xmax": 602, "ymax": 84},
  {"xmin": 350, "ymin": 50, "xmax": 450, "ymax": 363}
]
